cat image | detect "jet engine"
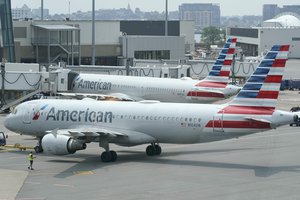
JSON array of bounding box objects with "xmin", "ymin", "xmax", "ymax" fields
[{"xmin": 41, "ymin": 134, "xmax": 86, "ymax": 155}]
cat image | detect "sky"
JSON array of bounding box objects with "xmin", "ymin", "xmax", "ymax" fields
[{"xmin": 10, "ymin": 0, "xmax": 300, "ymax": 16}]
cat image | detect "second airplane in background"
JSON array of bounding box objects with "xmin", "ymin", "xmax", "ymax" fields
[{"xmin": 70, "ymin": 38, "xmax": 240, "ymax": 103}]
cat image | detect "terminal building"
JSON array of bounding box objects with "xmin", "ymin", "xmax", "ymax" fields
[
  {"xmin": 0, "ymin": 19, "xmax": 194, "ymax": 66},
  {"xmin": 227, "ymin": 13, "xmax": 300, "ymax": 58}
]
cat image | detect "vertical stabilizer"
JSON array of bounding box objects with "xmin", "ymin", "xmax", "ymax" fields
[{"xmin": 196, "ymin": 37, "xmax": 237, "ymax": 88}]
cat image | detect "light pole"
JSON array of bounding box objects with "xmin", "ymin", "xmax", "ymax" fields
[
  {"xmin": 1, "ymin": 60, "xmax": 5, "ymax": 109},
  {"xmin": 123, "ymin": 32, "xmax": 129, "ymax": 75},
  {"xmin": 41, "ymin": 0, "xmax": 43, "ymax": 20},
  {"xmin": 165, "ymin": 0, "xmax": 168, "ymax": 36},
  {"xmin": 92, "ymin": 0, "xmax": 95, "ymax": 66}
]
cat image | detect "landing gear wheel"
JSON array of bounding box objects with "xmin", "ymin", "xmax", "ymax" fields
[
  {"xmin": 101, "ymin": 151, "xmax": 111, "ymax": 162},
  {"xmin": 146, "ymin": 144, "xmax": 162, "ymax": 156},
  {"xmin": 110, "ymin": 151, "xmax": 117, "ymax": 162},
  {"xmin": 154, "ymin": 145, "xmax": 161, "ymax": 155},
  {"xmin": 34, "ymin": 145, "xmax": 43, "ymax": 153},
  {"xmin": 101, "ymin": 151, "xmax": 118, "ymax": 162},
  {"xmin": 146, "ymin": 145, "xmax": 156, "ymax": 156}
]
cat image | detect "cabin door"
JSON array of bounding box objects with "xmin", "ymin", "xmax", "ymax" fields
[{"xmin": 213, "ymin": 111, "xmax": 224, "ymax": 132}]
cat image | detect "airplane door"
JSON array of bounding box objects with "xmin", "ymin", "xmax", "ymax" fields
[
  {"xmin": 23, "ymin": 104, "xmax": 34, "ymax": 124},
  {"xmin": 213, "ymin": 111, "xmax": 224, "ymax": 132}
]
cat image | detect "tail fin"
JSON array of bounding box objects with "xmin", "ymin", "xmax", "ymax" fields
[
  {"xmin": 196, "ymin": 37, "xmax": 237, "ymax": 88},
  {"xmin": 225, "ymin": 44, "xmax": 289, "ymax": 113}
]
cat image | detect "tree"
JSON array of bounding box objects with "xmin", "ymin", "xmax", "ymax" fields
[{"xmin": 201, "ymin": 26, "xmax": 222, "ymax": 49}]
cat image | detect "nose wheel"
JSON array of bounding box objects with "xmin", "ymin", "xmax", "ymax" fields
[
  {"xmin": 146, "ymin": 143, "xmax": 161, "ymax": 156},
  {"xmin": 34, "ymin": 139, "xmax": 43, "ymax": 153}
]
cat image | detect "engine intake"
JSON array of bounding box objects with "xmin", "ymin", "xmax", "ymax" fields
[{"xmin": 41, "ymin": 134, "xmax": 86, "ymax": 155}]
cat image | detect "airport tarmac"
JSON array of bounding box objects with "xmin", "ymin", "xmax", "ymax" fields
[{"xmin": 0, "ymin": 91, "xmax": 300, "ymax": 200}]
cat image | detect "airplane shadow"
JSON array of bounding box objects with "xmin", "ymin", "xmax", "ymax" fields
[
  {"xmin": 43, "ymin": 147, "xmax": 300, "ymax": 179},
  {"xmin": 5, "ymin": 147, "xmax": 300, "ymax": 178}
]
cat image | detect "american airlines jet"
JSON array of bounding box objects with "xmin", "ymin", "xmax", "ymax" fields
[
  {"xmin": 4, "ymin": 44, "xmax": 297, "ymax": 162},
  {"xmin": 70, "ymin": 38, "xmax": 240, "ymax": 103}
]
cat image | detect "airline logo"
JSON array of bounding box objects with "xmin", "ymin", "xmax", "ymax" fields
[
  {"xmin": 187, "ymin": 38, "xmax": 237, "ymax": 98},
  {"xmin": 46, "ymin": 107, "xmax": 113, "ymax": 123},
  {"xmin": 205, "ymin": 44, "xmax": 289, "ymax": 130},
  {"xmin": 32, "ymin": 104, "xmax": 48, "ymax": 120},
  {"xmin": 74, "ymin": 76, "xmax": 112, "ymax": 91}
]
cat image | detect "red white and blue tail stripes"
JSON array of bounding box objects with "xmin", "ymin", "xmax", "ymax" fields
[
  {"xmin": 205, "ymin": 44, "xmax": 289, "ymax": 130},
  {"xmin": 196, "ymin": 37, "xmax": 237, "ymax": 88},
  {"xmin": 228, "ymin": 44, "xmax": 289, "ymax": 109},
  {"xmin": 186, "ymin": 38, "xmax": 237, "ymax": 99}
]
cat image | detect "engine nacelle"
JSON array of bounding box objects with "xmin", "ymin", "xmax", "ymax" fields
[{"xmin": 41, "ymin": 134, "xmax": 86, "ymax": 155}]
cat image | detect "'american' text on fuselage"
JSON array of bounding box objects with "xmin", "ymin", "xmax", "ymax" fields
[
  {"xmin": 77, "ymin": 79, "xmax": 112, "ymax": 91},
  {"xmin": 46, "ymin": 107, "xmax": 113, "ymax": 123}
]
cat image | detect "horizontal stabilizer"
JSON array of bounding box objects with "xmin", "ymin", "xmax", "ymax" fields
[{"xmin": 244, "ymin": 117, "xmax": 272, "ymax": 124}]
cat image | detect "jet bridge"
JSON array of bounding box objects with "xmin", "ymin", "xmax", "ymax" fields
[{"xmin": 0, "ymin": 62, "xmax": 78, "ymax": 112}]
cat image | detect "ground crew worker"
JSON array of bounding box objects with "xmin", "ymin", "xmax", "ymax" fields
[{"xmin": 28, "ymin": 151, "xmax": 36, "ymax": 170}]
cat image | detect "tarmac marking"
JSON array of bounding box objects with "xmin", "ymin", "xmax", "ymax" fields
[
  {"xmin": 73, "ymin": 170, "xmax": 94, "ymax": 175},
  {"xmin": 25, "ymin": 181, "xmax": 41, "ymax": 185},
  {"xmin": 17, "ymin": 197, "xmax": 46, "ymax": 200},
  {"xmin": 53, "ymin": 183, "xmax": 74, "ymax": 187}
]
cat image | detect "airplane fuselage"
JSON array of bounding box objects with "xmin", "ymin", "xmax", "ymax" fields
[
  {"xmin": 5, "ymin": 99, "xmax": 294, "ymax": 145},
  {"xmin": 72, "ymin": 74, "xmax": 239, "ymax": 103}
]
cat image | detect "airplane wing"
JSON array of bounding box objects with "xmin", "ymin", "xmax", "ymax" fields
[
  {"xmin": 58, "ymin": 92, "xmax": 140, "ymax": 101},
  {"xmin": 46, "ymin": 127, "xmax": 157, "ymax": 146}
]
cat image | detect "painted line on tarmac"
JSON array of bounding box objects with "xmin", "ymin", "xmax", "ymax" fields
[
  {"xmin": 53, "ymin": 183, "xmax": 74, "ymax": 188},
  {"xmin": 73, "ymin": 170, "xmax": 94, "ymax": 175},
  {"xmin": 17, "ymin": 197, "xmax": 46, "ymax": 200},
  {"xmin": 25, "ymin": 181, "xmax": 41, "ymax": 185}
]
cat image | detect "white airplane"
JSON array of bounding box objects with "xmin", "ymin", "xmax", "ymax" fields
[
  {"xmin": 69, "ymin": 38, "xmax": 240, "ymax": 103},
  {"xmin": 4, "ymin": 44, "xmax": 297, "ymax": 162}
]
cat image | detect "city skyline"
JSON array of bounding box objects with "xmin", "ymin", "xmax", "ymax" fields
[{"xmin": 11, "ymin": 0, "xmax": 300, "ymax": 16}]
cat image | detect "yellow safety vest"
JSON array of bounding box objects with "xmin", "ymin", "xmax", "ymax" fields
[{"xmin": 28, "ymin": 154, "xmax": 33, "ymax": 161}]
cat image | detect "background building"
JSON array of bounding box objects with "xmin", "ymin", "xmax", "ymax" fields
[
  {"xmin": 263, "ymin": 4, "xmax": 300, "ymax": 20},
  {"xmin": 179, "ymin": 3, "xmax": 220, "ymax": 32},
  {"xmin": 0, "ymin": 20, "xmax": 194, "ymax": 66},
  {"xmin": 11, "ymin": 4, "xmax": 49, "ymax": 20},
  {"xmin": 227, "ymin": 13, "xmax": 300, "ymax": 58},
  {"xmin": 11, "ymin": 4, "xmax": 31, "ymax": 19}
]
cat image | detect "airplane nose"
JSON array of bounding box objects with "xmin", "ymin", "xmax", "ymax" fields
[{"xmin": 4, "ymin": 115, "xmax": 13, "ymax": 131}]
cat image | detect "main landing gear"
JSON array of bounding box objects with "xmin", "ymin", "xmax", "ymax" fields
[
  {"xmin": 146, "ymin": 143, "xmax": 161, "ymax": 156},
  {"xmin": 99, "ymin": 140, "xmax": 162, "ymax": 162},
  {"xmin": 100, "ymin": 138, "xmax": 117, "ymax": 162}
]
